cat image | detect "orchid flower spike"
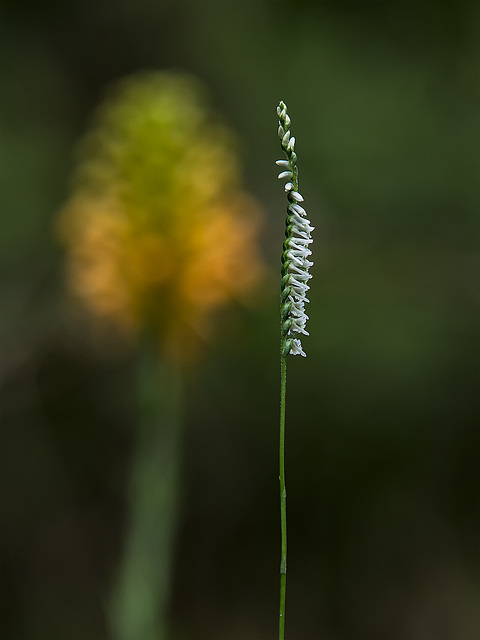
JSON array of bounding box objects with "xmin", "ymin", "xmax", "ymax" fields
[{"xmin": 277, "ymin": 100, "xmax": 313, "ymax": 357}]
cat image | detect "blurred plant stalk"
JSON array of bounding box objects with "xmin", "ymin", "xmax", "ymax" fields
[
  {"xmin": 111, "ymin": 340, "xmax": 182, "ymax": 640},
  {"xmin": 57, "ymin": 71, "xmax": 266, "ymax": 639}
]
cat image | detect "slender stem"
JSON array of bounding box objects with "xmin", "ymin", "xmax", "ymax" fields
[{"xmin": 279, "ymin": 348, "xmax": 287, "ymax": 640}]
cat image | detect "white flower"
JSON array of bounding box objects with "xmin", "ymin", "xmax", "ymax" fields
[
  {"xmin": 289, "ymin": 339, "xmax": 306, "ymax": 357},
  {"xmin": 277, "ymin": 100, "xmax": 313, "ymax": 357},
  {"xmin": 288, "ymin": 191, "xmax": 304, "ymax": 203}
]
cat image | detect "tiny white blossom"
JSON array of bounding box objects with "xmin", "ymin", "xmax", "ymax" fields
[
  {"xmin": 289, "ymin": 191, "xmax": 304, "ymax": 202},
  {"xmin": 290, "ymin": 339, "xmax": 306, "ymax": 357},
  {"xmin": 288, "ymin": 203, "xmax": 307, "ymax": 216}
]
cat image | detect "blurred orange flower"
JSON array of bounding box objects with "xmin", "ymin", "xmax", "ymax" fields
[{"xmin": 58, "ymin": 71, "xmax": 265, "ymax": 360}]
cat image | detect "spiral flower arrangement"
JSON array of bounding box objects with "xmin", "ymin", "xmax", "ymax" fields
[{"xmin": 277, "ymin": 101, "xmax": 314, "ymax": 358}]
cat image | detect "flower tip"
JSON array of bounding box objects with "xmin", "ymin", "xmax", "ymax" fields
[{"xmin": 282, "ymin": 130, "xmax": 291, "ymax": 147}]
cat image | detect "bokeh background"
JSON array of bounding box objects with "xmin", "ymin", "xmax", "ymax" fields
[{"xmin": 1, "ymin": 1, "xmax": 479, "ymax": 639}]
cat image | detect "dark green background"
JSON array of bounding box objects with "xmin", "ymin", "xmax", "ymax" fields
[{"xmin": 1, "ymin": 2, "xmax": 478, "ymax": 639}]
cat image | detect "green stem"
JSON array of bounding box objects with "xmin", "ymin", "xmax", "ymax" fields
[
  {"xmin": 279, "ymin": 348, "xmax": 287, "ymax": 640},
  {"xmin": 111, "ymin": 337, "xmax": 183, "ymax": 640}
]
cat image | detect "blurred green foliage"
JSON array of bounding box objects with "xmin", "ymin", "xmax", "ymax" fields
[{"xmin": 1, "ymin": 1, "xmax": 478, "ymax": 639}]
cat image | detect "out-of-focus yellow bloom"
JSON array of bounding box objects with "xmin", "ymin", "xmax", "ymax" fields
[{"xmin": 58, "ymin": 72, "xmax": 265, "ymax": 359}]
